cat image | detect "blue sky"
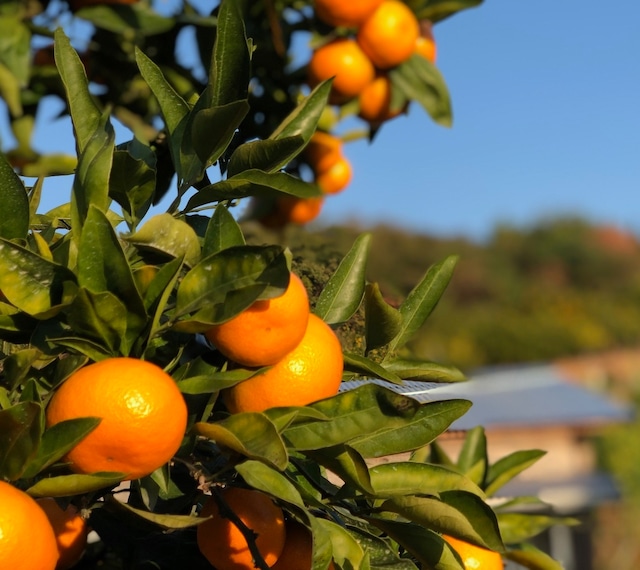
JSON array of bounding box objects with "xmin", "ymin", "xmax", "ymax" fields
[{"xmin": 2, "ymin": 0, "xmax": 639, "ymax": 242}]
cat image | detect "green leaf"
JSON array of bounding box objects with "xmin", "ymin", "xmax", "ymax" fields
[
  {"xmin": 124, "ymin": 213, "xmax": 201, "ymax": 267},
  {"xmin": 105, "ymin": 499, "xmax": 203, "ymax": 530},
  {"xmin": 194, "ymin": 414, "xmax": 288, "ymax": 471},
  {"xmin": 0, "ymin": 152, "xmax": 29, "ymax": 240},
  {"xmin": 21, "ymin": 417, "xmax": 101, "ymax": 479},
  {"xmin": 457, "ymin": 426, "xmax": 487, "ymax": 487},
  {"xmin": 415, "ymin": 0, "xmax": 484, "ymax": 23},
  {"xmin": 0, "ymin": 401, "xmax": 42, "ymax": 481},
  {"xmin": 235, "ymin": 460, "xmax": 307, "ymax": 511},
  {"xmin": 504, "ymin": 543, "xmax": 564, "ymax": 570},
  {"xmin": 202, "ymin": 204, "xmax": 245, "ymax": 257},
  {"xmin": 2, "ymin": 348, "xmax": 41, "ymax": 391},
  {"xmin": 307, "ymin": 444, "xmax": 374, "ymax": 495},
  {"xmin": 347, "ymin": 525, "xmax": 419, "ymax": 570},
  {"xmin": 184, "ymin": 169, "xmax": 320, "ymax": 211},
  {"xmin": 0, "ymin": 238, "xmax": 77, "ymax": 318},
  {"xmin": 315, "ymin": 233, "xmax": 371, "ymax": 324},
  {"xmin": 485, "ymin": 450, "xmax": 547, "ymax": 497},
  {"xmin": 369, "ymin": 462, "xmax": 485, "ymax": 498},
  {"xmin": 384, "ymin": 359, "xmax": 466, "ymax": 383},
  {"xmin": 497, "ymin": 513, "xmax": 579, "ymax": 545},
  {"xmin": 227, "ymin": 136, "xmax": 304, "ymax": 178},
  {"xmin": 73, "ymin": 4, "xmax": 175, "ymax": 35},
  {"xmin": 343, "ymin": 352, "xmax": 403, "ymax": 385},
  {"xmin": 26, "ymin": 472, "xmax": 125, "ymax": 497},
  {"xmin": 177, "ymin": 368, "xmax": 263, "ymax": 395},
  {"xmin": 0, "ymin": 18, "xmax": 31, "ymax": 87},
  {"xmin": 390, "ymin": 55, "xmax": 452, "ymax": 127},
  {"xmin": 317, "ymin": 518, "xmax": 368, "ymax": 570},
  {"xmin": 385, "ymin": 255, "xmax": 458, "ymax": 357},
  {"xmin": 364, "ymin": 282, "xmax": 403, "ymax": 353},
  {"xmin": 0, "ymin": 62, "xmax": 22, "ymax": 117}
]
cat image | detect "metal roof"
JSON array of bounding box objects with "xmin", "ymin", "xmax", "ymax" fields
[{"xmin": 340, "ymin": 364, "xmax": 633, "ymax": 430}]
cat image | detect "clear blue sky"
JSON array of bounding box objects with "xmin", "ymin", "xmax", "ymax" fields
[{"xmin": 2, "ymin": 0, "xmax": 639, "ymax": 242}]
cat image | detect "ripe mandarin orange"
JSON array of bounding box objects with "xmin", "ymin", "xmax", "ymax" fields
[
  {"xmin": 358, "ymin": 73, "xmax": 404, "ymax": 125},
  {"xmin": 314, "ymin": 0, "xmax": 384, "ymax": 28},
  {"xmin": 272, "ymin": 521, "xmax": 336, "ymax": 570},
  {"xmin": 45, "ymin": 357, "xmax": 188, "ymax": 480},
  {"xmin": 197, "ymin": 487, "xmax": 286, "ymax": 570},
  {"xmin": 205, "ymin": 273, "xmax": 310, "ymax": 366},
  {"xmin": 415, "ymin": 35, "xmax": 437, "ymax": 64},
  {"xmin": 443, "ymin": 535, "xmax": 504, "ymax": 569},
  {"xmin": 357, "ymin": 0, "xmax": 420, "ymax": 69},
  {"xmin": 37, "ymin": 498, "xmax": 89, "ymax": 570},
  {"xmin": 316, "ymin": 156, "xmax": 352, "ymax": 195},
  {"xmin": 0, "ymin": 481, "xmax": 59, "ymax": 570},
  {"xmin": 308, "ymin": 38, "xmax": 375, "ymax": 102},
  {"xmin": 278, "ymin": 197, "xmax": 325, "ymax": 225},
  {"xmin": 223, "ymin": 313, "xmax": 343, "ymax": 413},
  {"xmin": 304, "ymin": 131, "xmax": 343, "ymax": 174}
]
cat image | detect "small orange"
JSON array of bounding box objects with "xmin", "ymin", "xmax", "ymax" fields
[
  {"xmin": 223, "ymin": 313, "xmax": 343, "ymax": 413},
  {"xmin": 415, "ymin": 35, "xmax": 437, "ymax": 64},
  {"xmin": 316, "ymin": 156, "xmax": 352, "ymax": 195},
  {"xmin": 314, "ymin": 0, "xmax": 384, "ymax": 28},
  {"xmin": 205, "ymin": 273, "xmax": 310, "ymax": 366},
  {"xmin": 358, "ymin": 74, "xmax": 404, "ymax": 125},
  {"xmin": 304, "ymin": 131, "xmax": 343, "ymax": 174},
  {"xmin": 278, "ymin": 196, "xmax": 325, "ymax": 225},
  {"xmin": 357, "ymin": 0, "xmax": 420, "ymax": 69},
  {"xmin": 442, "ymin": 535, "xmax": 504, "ymax": 569},
  {"xmin": 197, "ymin": 487, "xmax": 286, "ymax": 570},
  {"xmin": 272, "ymin": 521, "xmax": 336, "ymax": 570},
  {"xmin": 37, "ymin": 498, "xmax": 89, "ymax": 570},
  {"xmin": 0, "ymin": 481, "xmax": 59, "ymax": 570},
  {"xmin": 308, "ymin": 38, "xmax": 375, "ymax": 102},
  {"xmin": 45, "ymin": 357, "xmax": 188, "ymax": 480}
]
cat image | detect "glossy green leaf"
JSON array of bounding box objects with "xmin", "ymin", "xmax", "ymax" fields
[
  {"xmin": 235, "ymin": 460, "xmax": 307, "ymax": 511},
  {"xmin": 415, "ymin": 0, "xmax": 484, "ymax": 23},
  {"xmin": 194, "ymin": 413, "xmax": 288, "ymax": 470},
  {"xmin": 0, "ymin": 152, "xmax": 29, "ymax": 240},
  {"xmin": 21, "ymin": 417, "xmax": 101, "ymax": 479},
  {"xmin": 315, "ymin": 233, "xmax": 371, "ymax": 324},
  {"xmin": 390, "ymin": 55, "xmax": 452, "ymax": 127},
  {"xmin": 317, "ymin": 518, "xmax": 367, "ymax": 570},
  {"xmin": 485, "ymin": 449, "xmax": 547, "ymax": 497},
  {"xmin": 497, "ymin": 513, "xmax": 579, "ymax": 545},
  {"xmin": 177, "ymin": 368, "xmax": 263, "ymax": 394},
  {"xmin": 202, "ymin": 204, "xmax": 245, "ymax": 257},
  {"xmin": 184, "ymin": 169, "xmax": 320, "ymax": 211},
  {"xmin": 343, "ymin": 352, "xmax": 403, "ymax": 385},
  {"xmin": 307, "ymin": 444, "xmax": 374, "ymax": 495},
  {"xmin": 0, "ymin": 401, "xmax": 42, "ymax": 481},
  {"xmin": 227, "ymin": 136, "xmax": 304, "ymax": 178},
  {"xmin": 384, "ymin": 359, "xmax": 466, "ymax": 383},
  {"xmin": 369, "ymin": 462, "xmax": 485, "ymax": 498},
  {"xmin": 106, "ymin": 499, "xmax": 203, "ymax": 530},
  {"xmin": 425, "ymin": 440, "xmax": 457, "ymax": 468},
  {"xmin": 383, "ymin": 490, "xmax": 503, "ymax": 551},
  {"xmin": 124, "ymin": 213, "xmax": 201, "ymax": 268},
  {"xmin": 385, "ymin": 255, "xmax": 458, "ymax": 357},
  {"xmin": 457, "ymin": 426, "xmax": 487, "ymax": 487},
  {"xmin": 364, "ymin": 282, "xmax": 403, "ymax": 353},
  {"xmin": 369, "ymin": 520, "xmax": 464, "ymax": 570},
  {"xmin": 347, "ymin": 525, "xmax": 418, "ymax": 569},
  {"xmin": 0, "ymin": 238, "xmax": 77, "ymax": 318},
  {"xmin": 2, "ymin": 348, "xmax": 40, "ymax": 391},
  {"xmin": 26, "ymin": 472, "xmax": 125, "ymax": 497},
  {"xmin": 504, "ymin": 543, "xmax": 563, "ymax": 570}
]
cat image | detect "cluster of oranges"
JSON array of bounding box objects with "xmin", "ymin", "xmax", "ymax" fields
[{"xmin": 309, "ymin": 0, "xmax": 437, "ymax": 126}]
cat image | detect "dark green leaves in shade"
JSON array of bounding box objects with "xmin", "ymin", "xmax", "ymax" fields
[{"xmin": 0, "ymin": 152, "xmax": 29, "ymax": 240}]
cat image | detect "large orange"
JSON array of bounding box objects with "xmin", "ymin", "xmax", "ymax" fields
[
  {"xmin": 272, "ymin": 521, "xmax": 336, "ymax": 570},
  {"xmin": 358, "ymin": 73, "xmax": 404, "ymax": 125},
  {"xmin": 316, "ymin": 156, "xmax": 352, "ymax": 195},
  {"xmin": 0, "ymin": 481, "xmax": 59, "ymax": 570},
  {"xmin": 308, "ymin": 38, "xmax": 375, "ymax": 102},
  {"xmin": 45, "ymin": 357, "xmax": 188, "ymax": 480},
  {"xmin": 205, "ymin": 273, "xmax": 310, "ymax": 366},
  {"xmin": 357, "ymin": 0, "xmax": 420, "ymax": 69},
  {"xmin": 197, "ymin": 487, "xmax": 286, "ymax": 570},
  {"xmin": 314, "ymin": 0, "xmax": 384, "ymax": 28},
  {"xmin": 443, "ymin": 535, "xmax": 504, "ymax": 569},
  {"xmin": 223, "ymin": 313, "xmax": 343, "ymax": 413},
  {"xmin": 304, "ymin": 131, "xmax": 343, "ymax": 174},
  {"xmin": 37, "ymin": 498, "xmax": 89, "ymax": 570}
]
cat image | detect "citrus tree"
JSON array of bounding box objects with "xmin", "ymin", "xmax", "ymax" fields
[{"xmin": 2, "ymin": 0, "xmax": 569, "ymax": 568}]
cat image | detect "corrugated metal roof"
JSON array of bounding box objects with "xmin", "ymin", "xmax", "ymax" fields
[{"xmin": 340, "ymin": 364, "xmax": 633, "ymax": 430}]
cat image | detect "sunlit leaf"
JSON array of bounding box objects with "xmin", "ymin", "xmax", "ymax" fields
[
  {"xmin": 202, "ymin": 204, "xmax": 245, "ymax": 257},
  {"xmin": 504, "ymin": 543, "xmax": 564, "ymax": 570},
  {"xmin": 497, "ymin": 513, "xmax": 579, "ymax": 545},
  {"xmin": 26, "ymin": 472, "xmax": 125, "ymax": 497},
  {"xmin": 385, "ymin": 359, "xmax": 466, "ymax": 383},
  {"xmin": 485, "ymin": 449, "xmax": 547, "ymax": 497},
  {"xmin": 0, "ymin": 152, "xmax": 29, "ymax": 240},
  {"xmin": 364, "ymin": 282, "xmax": 403, "ymax": 353}
]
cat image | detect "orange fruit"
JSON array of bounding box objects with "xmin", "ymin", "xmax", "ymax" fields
[
  {"xmin": 197, "ymin": 487, "xmax": 286, "ymax": 570},
  {"xmin": 0, "ymin": 481, "xmax": 59, "ymax": 570},
  {"xmin": 304, "ymin": 131, "xmax": 343, "ymax": 174},
  {"xmin": 45, "ymin": 357, "xmax": 188, "ymax": 480},
  {"xmin": 443, "ymin": 535, "xmax": 504, "ymax": 569},
  {"xmin": 205, "ymin": 273, "xmax": 310, "ymax": 366},
  {"xmin": 358, "ymin": 74, "xmax": 404, "ymax": 125},
  {"xmin": 415, "ymin": 35, "xmax": 437, "ymax": 64},
  {"xmin": 357, "ymin": 0, "xmax": 420, "ymax": 69},
  {"xmin": 314, "ymin": 0, "xmax": 384, "ymax": 28},
  {"xmin": 278, "ymin": 196, "xmax": 325, "ymax": 225},
  {"xmin": 272, "ymin": 521, "xmax": 336, "ymax": 570},
  {"xmin": 316, "ymin": 156, "xmax": 352, "ymax": 195},
  {"xmin": 308, "ymin": 38, "xmax": 375, "ymax": 102},
  {"xmin": 223, "ymin": 313, "xmax": 343, "ymax": 413},
  {"xmin": 37, "ymin": 498, "xmax": 89, "ymax": 570}
]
